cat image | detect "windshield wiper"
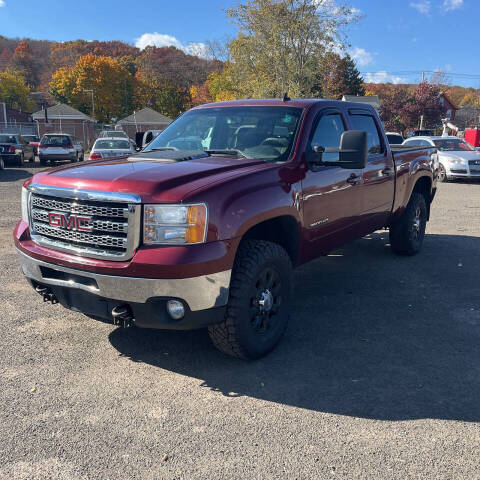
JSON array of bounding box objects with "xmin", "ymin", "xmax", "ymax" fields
[{"xmin": 205, "ymin": 149, "xmax": 250, "ymax": 158}]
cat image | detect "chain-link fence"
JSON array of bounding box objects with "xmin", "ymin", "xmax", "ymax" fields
[{"xmin": 0, "ymin": 122, "xmax": 37, "ymax": 136}]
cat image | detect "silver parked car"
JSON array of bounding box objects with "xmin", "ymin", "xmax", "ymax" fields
[
  {"xmin": 39, "ymin": 133, "xmax": 81, "ymax": 165},
  {"xmin": 403, "ymin": 135, "xmax": 480, "ymax": 182},
  {"xmin": 89, "ymin": 137, "xmax": 135, "ymax": 160}
]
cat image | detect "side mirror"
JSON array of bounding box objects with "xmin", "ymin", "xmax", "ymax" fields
[{"xmin": 309, "ymin": 130, "xmax": 368, "ymax": 170}]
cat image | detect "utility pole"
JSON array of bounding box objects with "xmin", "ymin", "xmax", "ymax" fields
[
  {"xmin": 421, "ymin": 72, "xmax": 425, "ymax": 82},
  {"xmin": 84, "ymin": 89, "xmax": 95, "ymax": 118}
]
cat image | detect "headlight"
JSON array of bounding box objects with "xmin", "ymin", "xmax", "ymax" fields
[
  {"xmin": 21, "ymin": 187, "xmax": 30, "ymax": 225},
  {"xmin": 443, "ymin": 156, "xmax": 465, "ymax": 165},
  {"xmin": 143, "ymin": 204, "xmax": 207, "ymax": 244}
]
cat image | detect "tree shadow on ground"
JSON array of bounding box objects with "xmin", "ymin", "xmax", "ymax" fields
[{"xmin": 109, "ymin": 232, "xmax": 480, "ymax": 422}]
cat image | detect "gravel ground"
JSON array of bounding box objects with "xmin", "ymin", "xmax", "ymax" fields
[{"xmin": 0, "ymin": 162, "xmax": 479, "ymax": 479}]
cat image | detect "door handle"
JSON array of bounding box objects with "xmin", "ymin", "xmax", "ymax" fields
[
  {"xmin": 381, "ymin": 167, "xmax": 393, "ymax": 175},
  {"xmin": 346, "ymin": 174, "xmax": 361, "ymax": 185}
]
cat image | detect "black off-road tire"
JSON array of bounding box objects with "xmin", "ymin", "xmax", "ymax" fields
[
  {"xmin": 208, "ymin": 240, "xmax": 292, "ymax": 360},
  {"xmin": 389, "ymin": 192, "xmax": 427, "ymax": 256}
]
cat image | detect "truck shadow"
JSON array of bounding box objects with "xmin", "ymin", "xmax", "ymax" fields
[
  {"xmin": 0, "ymin": 168, "xmax": 33, "ymax": 182},
  {"xmin": 109, "ymin": 232, "xmax": 480, "ymax": 422}
]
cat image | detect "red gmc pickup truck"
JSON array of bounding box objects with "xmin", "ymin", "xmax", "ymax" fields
[{"xmin": 14, "ymin": 99, "xmax": 437, "ymax": 359}]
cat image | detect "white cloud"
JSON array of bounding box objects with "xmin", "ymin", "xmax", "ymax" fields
[
  {"xmin": 364, "ymin": 71, "xmax": 406, "ymax": 84},
  {"xmin": 410, "ymin": 1, "xmax": 431, "ymax": 14},
  {"xmin": 0, "ymin": 1, "xmax": 5, "ymax": 7},
  {"xmin": 135, "ymin": 32, "xmax": 209, "ymax": 58},
  {"xmin": 350, "ymin": 47, "xmax": 373, "ymax": 67},
  {"xmin": 443, "ymin": 0, "xmax": 463, "ymax": 10}
]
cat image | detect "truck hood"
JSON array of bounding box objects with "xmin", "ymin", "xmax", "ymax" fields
[{"xmin": 30, "ymin": 150, "xmax": 266, "ymax": 203}]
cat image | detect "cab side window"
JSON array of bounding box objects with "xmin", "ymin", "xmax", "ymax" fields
[
  {"xmin": 310, "ymin": 113, "xmax": 345, "ymax": 162},
  {"xmin": 349, "ymin": 114, "xmax": 383, "ymax": 155}
]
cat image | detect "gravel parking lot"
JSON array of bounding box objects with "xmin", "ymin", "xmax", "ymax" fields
[{"xmin": 1, "ymin": 163, "xmax": 479, "ymax": 479}]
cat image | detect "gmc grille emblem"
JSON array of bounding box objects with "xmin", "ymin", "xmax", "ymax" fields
[{"xmin": 48, "ymin": 212, "xmax": 92, "ymax": 232}]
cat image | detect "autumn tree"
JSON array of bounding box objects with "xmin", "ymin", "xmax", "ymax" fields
[
  {"xmin": 405, "ymin": 82, "xmax": 444, "ymax": 128},
  {"xmin": 50, "ymin": 54, "xmax": 134, "ymax": 122},
  {"xmin": 11, "ymin": 41, "xmax": 37, "ymax": 86},
  {"xmin": 134, "ymin": 68, "xmax": 190, "ymax": 119},
  {"xmin": 207, "ymin": 66, "xmax": 237, "ymax": 102},
  {"xmin": 190, "ymin": 82, "xmax": 212, "ymax": 107},
  {"xmin": 379, "ymin": 85, "xmax": 413, "ymax": 132},
  {"xmin": 0, "ymin": 69, "xmax": 36, "ymax": 111},
  {"xmin": 225, "ymin": 0, "xmax": 359, "ymax": 98},
  {"xmin": 318, "ymin": 53, "xmax": 365, "ymax": 99}
]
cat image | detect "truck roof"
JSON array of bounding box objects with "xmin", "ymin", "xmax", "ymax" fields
[{"xmin": 193, "ymin": 98, "xmax": 376, "ymax": 112}]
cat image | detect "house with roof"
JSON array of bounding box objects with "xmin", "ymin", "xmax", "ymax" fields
[
  {"xmin": 117, "ymin": 107, "xmax": 172, "ymax": 140},
  {"xmin": 438, "ymin": 92, "xmax": 457, "ymax": 121},
  {"xmin": 342, "ymin": 95, "xmax": 382, "ymax": 111},
  {"xmin": 32, "ymin": 103, "xmax": 95, "ymax": 147}
]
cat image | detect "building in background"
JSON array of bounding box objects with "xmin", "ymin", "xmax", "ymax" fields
[
  {"xmin": 0, "ymin": 103, "xmax": 35, "ymax": 135},
  {"xmin": 32, "ymin": 104, "xmax": 95, "ymax": 147},
  {"xmin": 342, "ymin": 95, "xmax": 381, "ymax": 111},
  {"xmin": 439, "ymin": 93, "xmax": 457, "ymax": 121},
  {"xmin": 117, "ymin": 107, "xmax": 172, "ymax": 140}
]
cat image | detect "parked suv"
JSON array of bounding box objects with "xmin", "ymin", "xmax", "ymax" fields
[
  {"xmin": 38, "ymin": 134, "xmax": 80, "ymax": 165},
  {"xmin": 0, "ymin": 134, "xmax": 35, "ymax": 166}
]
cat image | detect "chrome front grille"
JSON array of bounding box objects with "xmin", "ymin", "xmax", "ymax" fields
[
  {"xmin": 27, "ymin": 185, "xmax": 141, "ymax": 261},
  {"xmin": 31, "ymin": 196, "xmax": 128, "ymax": 217}
]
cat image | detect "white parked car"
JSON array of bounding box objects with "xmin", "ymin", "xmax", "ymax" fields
[
  {"xmin": 99, "ymin": 130, "xmax": 129, "ymax": 139},
  {"xmin": 402, "ymin": 136, "xmax": 480, "ymax": 182},
  {"xmin": 89, "ymin": 137, "xmax": 135, "ymax": 160}
]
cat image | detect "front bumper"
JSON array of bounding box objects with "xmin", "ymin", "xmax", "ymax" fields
[
  {"xmin": 444, "ymin": 163, "xmax": 480, "ymax": 179},
  {"xmin": 0, "ymin": 153, "xmax": 20, "ymax": 163},
  {"xmin": 18, "ymin": 249, "xmax": 231, "ymax": 329}
]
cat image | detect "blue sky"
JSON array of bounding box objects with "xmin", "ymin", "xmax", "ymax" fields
[{"xmin": 1, "ymin": 0, "xmax": 479, "ymax": 87}]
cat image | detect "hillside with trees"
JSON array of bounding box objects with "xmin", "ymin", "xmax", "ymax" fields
[{"xmin": 0, "ymin": 0, "xmax": 479, "ymax": 126}]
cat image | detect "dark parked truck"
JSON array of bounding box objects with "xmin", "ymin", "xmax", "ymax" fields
[{"xmin": 14, "ymin": 99, "xmax": 437, "ymax": 359}]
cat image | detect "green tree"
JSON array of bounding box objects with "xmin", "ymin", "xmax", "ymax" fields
[
  {"xmin": 134, "ymin": 68, "xmax": 190, "ymax": 119},
  {"xmin": 318, "ymin": 53, "xmax": 365, "ymax": 99},
  {"xmin": 225, "ymin": 0, "xmax": 359, "ymax": 98},
  {"xmin": 0, "ymin": 69, "xmax": 36, "ymax": 112}
]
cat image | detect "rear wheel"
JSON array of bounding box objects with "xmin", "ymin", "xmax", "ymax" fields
[
  {"xmin": 208, "ymin": 240, "xmax": 292, "ymax": 359},
  {"xmin": 389, "ymin": 192, "xmax": 427, "ymax": 256},
  {"xmin": 39, "ymin": 157, "xmax": 48, "ymax": 166},
  {"xmin": 438, "ymin": 164, "xmax": 448, "ymax": 182},
  {"xmin": 0, "ymin": 157, "xmax": 4, "ymax": 170}
]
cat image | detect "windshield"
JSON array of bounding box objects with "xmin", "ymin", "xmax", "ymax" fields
[
  {"xmin": 386, "ymin": 134, "xmax": 403, "ymax": 145},
  {"xmin": 23, "ymin": 135, "xmax": 39, "ymax": 142},
  {"xmin": 145, "ymin": 106, "xmax": 303, "ymax": 161},
  {"xmin": 433, "ymin": 139, "xmax": 474, "ymax": 152},
  {"xmin": 101, "ymin": 131, "xmax": 127, "ymax": 138},
  {"xmin": 94, "ymin": 139, "xmax": 130, "ymax": 150},
  {"xmin": 41, "ymin": 135, "xmax": 71, "ymax": 146},
  {"xmin": 0, "ymin": 134, "xmax": 17, "ymax": 143}
]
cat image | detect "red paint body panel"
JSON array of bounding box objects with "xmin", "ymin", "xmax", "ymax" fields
[{"xmin": 15, "ymin": 99, "xmax": 437, "ymax": 279}]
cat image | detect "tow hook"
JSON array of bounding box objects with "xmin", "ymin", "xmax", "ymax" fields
[
  {"xmin": 35, "ymin": 285, "xmax": 58, "ymax": 304},
  {"xmin": 111, "ymin": 305, "xmax": 134, "ymax": 328}
]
